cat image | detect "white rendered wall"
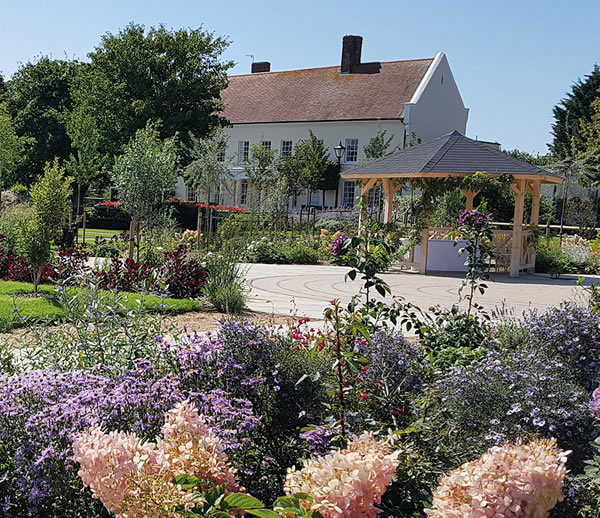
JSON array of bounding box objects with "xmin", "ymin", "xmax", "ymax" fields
[{"xmin": 404, "ymin": 53, "xmax": 469, "ymax": 143}]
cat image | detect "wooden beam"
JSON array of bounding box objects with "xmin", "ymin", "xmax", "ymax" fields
[
  {"xmin": 510, "ymin": 179, "xmax": 526, "ymax": 278},
  {"xmin": 460, "ymin": 189, "xmax": 479, "ymax": 211},
  {"xmin": 361, "ymin": 177, "xmax": 378, "ymax": 193}
]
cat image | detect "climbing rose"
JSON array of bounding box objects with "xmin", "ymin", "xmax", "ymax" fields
[
  {"xmin": 284, "ymin": 432, "xmax": 400, "ymax": 518},
  {"xmin": 73, "ymin": 401, "xmax": 240, "ymax": 518},
  {"xmin": 331, "ymin": 233, "xmax": 348, "ymax": 257},
  {"xmin": 458, "ymin": 209, "xmax": 490, "ymax": 230},
  {"xmin": 426, "ymin": 438, "xmax": 569, "ymax": 518}
]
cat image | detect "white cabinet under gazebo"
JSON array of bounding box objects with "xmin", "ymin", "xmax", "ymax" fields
[{"xmin": 341, "ymin": 131, "xmax": 562, "ymax": 277}]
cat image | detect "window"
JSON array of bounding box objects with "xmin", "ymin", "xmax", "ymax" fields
[
  {"xmin": 342, "ymin": 181, "xmax": 355, "ymax": 207},
  {"xmin": 238, "ymin": 141, "xmax": 249, "ymax": 164},
  {"xmin": 217, "ymin": 151, "xmax": 225, "ymax": 163},
  {"xmin": 281, "ymin": 140, "xmax": 293, "ymax": 157},
  {"xmin": 210, "ymin": 189, "xmax": 220, "ymax": 205},
  {"xmin": 186, "ymin": 185, "xmax": 196, "ymax": 202},
  {"xmin": 240, "ymin": 180, "xmax": 248, "ymax": 205},
  {"xmin": 261, "ymin": 140, "xmax": 271, "ymax": 151},
  {"xmin": 310, "ymin": 191, "xmax": 321, "ymax": 206},
  {"xmin": 345, "ymin": 138, "xmax": 359, "ymax": 163},
  {"xmin": 368, "ymin": 183, "xmax": 383, "ymax": 211}
]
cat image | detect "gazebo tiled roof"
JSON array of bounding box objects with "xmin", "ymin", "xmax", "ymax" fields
[{"xmin": 342, "ymin": 131, "xmax": 562, "ymax": 183}]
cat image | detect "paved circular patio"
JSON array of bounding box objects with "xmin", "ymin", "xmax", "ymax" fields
[{"xmin": 244, "ymin": 263, "xmax": 593, "ymax": 319}]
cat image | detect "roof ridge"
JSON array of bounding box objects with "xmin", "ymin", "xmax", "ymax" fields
[
  {"xmin": 422, "ymin": 134, "xmax": 457, "ymax": 172},
  {"xmin": 228, "ymin": 57, "xmax": 435, "ymax": 78}
]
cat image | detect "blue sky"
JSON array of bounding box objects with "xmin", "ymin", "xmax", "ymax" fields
[{"xmin": 1, "ymin": 0, "xmax": 599, "ymax": 154}]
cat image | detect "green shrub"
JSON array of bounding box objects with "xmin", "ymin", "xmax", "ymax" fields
[
  {"xmin": 204, "ymin": 283, "xmax": 245, "ymax": 313},
  {"xmin": 9, "ymin": 183, "xmax": 28, "ymax": 195},
  {"xmin": 284, "ymin": 242, "xmax": 320, "ymax": 264},
  {"xmin": 535, "ymin": 242, "xmax": 570, "ymax": 276},
  {"xmin": 0, "ymin": 205, "xmax": 31, "ymax": 251},
  {"xmin": 202, "ymin": 251, "xmax": 247, "ymax": 313}
]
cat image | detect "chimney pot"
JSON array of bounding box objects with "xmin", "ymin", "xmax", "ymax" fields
[
  {"xmin": 251, "ymin": 61, "xmax": 271, "ymax": 73},
  {"xmin": 341, "ymin": 35, "xmax": 363, "ymax": 74}
]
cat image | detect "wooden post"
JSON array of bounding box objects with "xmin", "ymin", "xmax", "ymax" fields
[
  {"xmin": 207, "ymin": 207, "xmax": 213, "ymax": 246},
  {"xmin": 510, "ymin": 179, "xmax": 526, "ymax": 278},
  {"xmin": 382, "ymin": 179, "xmax": 404, "ymax": 224},
  {"xmin": 82, "ymin": 211, "xmax": 87, "ymax": 245},
  {"xmin": 419, "ymin": 227, "xmax": 429, "ymax": 275},
  {"xmin": 358, "ymin": 178, "xmax": 378, "ymax": 233},
  {"xmin": 460, "ymin": 189, "xmax": 479, "ymax": 211},
  {"xmin": 196, "ymin": 207, "xmax": 202, "ymax": 248},
  {"xmin": 136, "ymin": 220, "xmax": 141, "ymax": 263},
  {"xmin": 128, "ymin": 219, "xmax": 136, "ymax": 260},
  {"xmin": 528, "ymin": 182, "xmax": 542, "ymax": 225}
]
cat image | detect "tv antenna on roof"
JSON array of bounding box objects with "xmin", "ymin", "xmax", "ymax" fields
[{"xmin": 246, "ymin": 54, "xmax": 254, "ymax": 63}]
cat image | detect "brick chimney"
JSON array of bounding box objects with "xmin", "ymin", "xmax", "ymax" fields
[
  {"xmin": 251, "ymin": 61, "xmax": 271, "ymax": 73},
  {"xmin": 340, "ymin": 35, "xmax": 363, "ymax": 74}
]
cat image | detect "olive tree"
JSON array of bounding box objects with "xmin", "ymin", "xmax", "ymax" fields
[
  {"xmin": 183, "ymin": 127, "xmax": 233, "ymax": 203},
  {"xmin": 16, "ymin": 159, "xmax": 72, "ymax": 293}
]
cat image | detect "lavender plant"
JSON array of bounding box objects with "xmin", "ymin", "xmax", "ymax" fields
[
  {"xmin": 431, "ymin": 350, "xmax": 595, "ymax": 468},
  {"xmin": 523, "ymin": 302, "xmax": 600, "ymax": 390}
]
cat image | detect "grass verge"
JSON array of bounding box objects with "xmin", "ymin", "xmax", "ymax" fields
[{"xmin": 0, "ymin": 280, "xmax": 203, "ymax": 331}]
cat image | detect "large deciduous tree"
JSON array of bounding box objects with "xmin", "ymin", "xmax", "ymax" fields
[
  {"xmin": 550, "ymin": 65, "xmax": 600, "ymax": 159},
  {"xmin": 3, "ymin": 57, "xmax": 79, "ymax": 185},
  {"xmin": 69, "ymin": 23, "xmax": 232, "ymax": 175},
  {"xmin": 0, "ymin": 103, "xmax": 30, "ymax": 188}
]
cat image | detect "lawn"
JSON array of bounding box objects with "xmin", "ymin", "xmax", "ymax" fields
[
  {"xmin": 0, "ymin": 280, "xmax": 203, "ymax": 331},
  {"xmin": 77, "ymin": 227, "xmax": 122, "ymax": 241}
]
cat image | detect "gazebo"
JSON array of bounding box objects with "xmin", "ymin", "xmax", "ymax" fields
[{"xmin": 341, "ymin": 131, "xmax": 563, "ymax": 278}]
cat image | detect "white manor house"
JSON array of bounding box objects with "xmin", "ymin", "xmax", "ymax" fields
[{"xmin": 175, "ymin": 35, "xmax": 469, "ymax": 210}]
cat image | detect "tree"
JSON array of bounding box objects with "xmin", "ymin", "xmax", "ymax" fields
[
  {"xmin": 3, "ymin": 57, "xmax": 79, "ymax": 185},
  {"xmin": 69, "ymin": 23, "xmax": 232, "ymax": 173},
  {"xmin": 294, "ymin": 130, "xmax": 332, "ymax": 206},
  {"xmin": 16, "ymin": 159, "xmax": 72, "ymax": 293},
  {"xmin": 0, "ymin": 103, "xmax": 30, "ymax": 188},
  {"xmin": 244, "ymin": 141, "xmax": 278, "ymax": 191},
  {"xmin": 113, "ymin": 122, "xmax": 177, "ymax": 227},
  {"xmin": 578, "ymin": 94, "xmax": 600, "ymax": 180},
  {"xmin": 363, "ymin": 129, "xmax": 395, "ymax": 160},
  {"xmin": 183, "ymin": 127, "xmax": 233, "ymax": 203},
  {"xmin": 550, "ymin": 65, "xmax": 600, "ymax": 159}
]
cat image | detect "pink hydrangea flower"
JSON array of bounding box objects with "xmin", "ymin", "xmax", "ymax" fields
[
  {"xmin": 73, "ymin": 401, "xmax": 240, "ymax": 518},
  {"xmin": 426, "ymin": 438, "xmax": 569, "ymax": 518},
  {"xmin": 284, "ymin": 432, "xmax": 400, "ymax": 518}
]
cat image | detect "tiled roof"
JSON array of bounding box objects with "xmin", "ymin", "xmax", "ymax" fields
[
  {"xmin": 342, "ymin": 131, "xmax": 562, "ymax": 181},
  {"xmin": 221, "ymin": 59, "xmax": 434, "ymax": 124}
]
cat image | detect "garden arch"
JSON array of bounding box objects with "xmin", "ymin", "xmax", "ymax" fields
[{"xmin": 341, "ymin": 131, "xmax": 562, "ymax": 277}]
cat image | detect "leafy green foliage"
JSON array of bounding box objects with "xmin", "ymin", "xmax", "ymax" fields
[
  {"xmin": 16, "ymin": 159, "xmax": 72, "ymax": 292},
  {"xmin": 2, "ymin": 57, "xmax": 78, "ymax": 184},
  {"xmin": 294, "ymin": 130, "xmax": 332, "ymax": 193},
  {"xmin": 551, "ymin": 64, "xmax": 600, "ymax": 159},
  {"xmin": 244, "ymin": 141, "xmax": 278, "ymax": 191},
  {"xmin": 184, "ymin": 128, "xmax": 233, "ymax": 203},
  {"xmin": 363, "ymin": 129, "xmax": 396, "ymax": 160},
  {"xmin": 0, "ymin": 103, "xmax": 30, "ymax": 187},
  {"xmin": 113, "ymin": 121, "xmax": 176, "ymax": 223},
  {"xmin": 68, "ymin": 23, "xmax": 232, "ymax": 172}
]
